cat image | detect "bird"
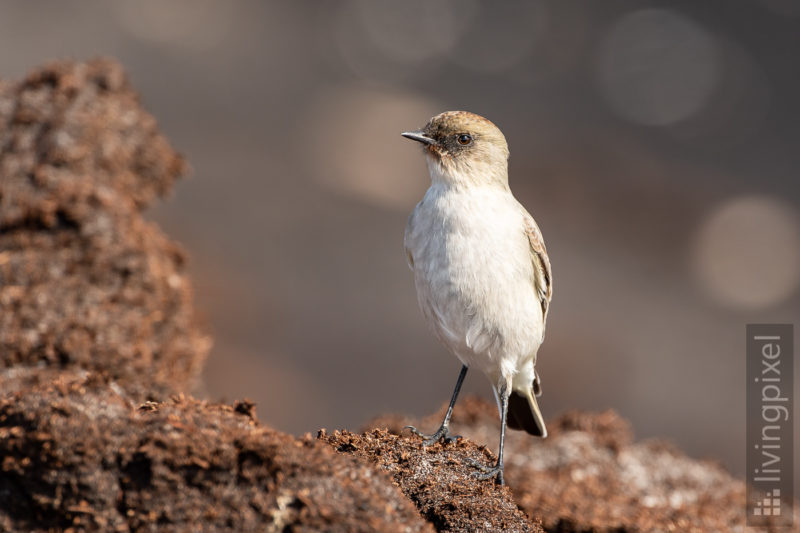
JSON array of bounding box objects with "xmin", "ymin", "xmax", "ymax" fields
[{"xmin": 401, "ymin": 111, "xmax": 552, "ymax": 485}]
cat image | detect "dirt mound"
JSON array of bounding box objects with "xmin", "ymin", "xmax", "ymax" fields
[
  {"xmin": 369, "ymin": 396, "xmax": 788, "ymax": 532},
  {"xmin": 0, "ymin": 371, "xmax": 433, "ymax": 533},
  {"xmin": 0, "ymin": 59, "xmax": 184, "ymax": 226},
  {"xmin": 321, "ymin": 428, "xmax": 543, "ymax": 532},
  {"xmin": 0, "ymin": 59, "xmax": 209, "ymax": 399}
]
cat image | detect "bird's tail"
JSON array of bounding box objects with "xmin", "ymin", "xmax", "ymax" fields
[{"xmin": 506, "ymin": 387, "xmax": 547, "ymax": 437}]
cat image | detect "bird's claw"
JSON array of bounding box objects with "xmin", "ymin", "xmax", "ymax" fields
[
  {"xmin": 466, "ymin": 458, "xmax": 495, "ymax": 473},
  {"xmin": 470, "ymin": 462, "xmax": 505, "ymax": 485},
  {"xmin": 404, "ymin": 425, "xmax": 461, "ymax": 446},
  {"xmin": 466, "ymin": 458, "xmax": 505, "ymax": 484}
]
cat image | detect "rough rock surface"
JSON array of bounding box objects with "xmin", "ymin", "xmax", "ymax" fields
[
  {"xmin": 0, "ymin": 59, "xmax": 183, "ymax": 225},
  {"xmin": 370, "ymin": 397, "xmax": 792, "ymax": 532},
  {"xmin": 0, "ymin": 371, "xmax": 433, "ymax": 533},
  {"xmin": 321, "ymin": 428, "xmax": 543, "ymax": 533},
  {"xmin": 0, "ymin": 59, "xmax": 209, "ymax": 399}
]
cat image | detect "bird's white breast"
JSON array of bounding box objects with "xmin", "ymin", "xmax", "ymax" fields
[{"xmin": 405, "ymin": 182, "xmax": 544, "ymax": 385}]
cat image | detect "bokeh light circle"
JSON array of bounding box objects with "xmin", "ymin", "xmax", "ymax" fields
[
  {"xmin": 691, "ymin": 195, "xmax": 800, "ymax": 309},
  {"xmin": 596, "ymin": 8, "xmax": 720, "ymax": 126}
]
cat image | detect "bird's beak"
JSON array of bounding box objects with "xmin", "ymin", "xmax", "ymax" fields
[{"xmin": 401, "ymin": 130, "xmax": 436, "ymax": 145}]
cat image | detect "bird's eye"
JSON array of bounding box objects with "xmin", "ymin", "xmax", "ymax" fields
[{"xmin": 457, "ymin": 134, "xmax": 472, "ymax": 145}]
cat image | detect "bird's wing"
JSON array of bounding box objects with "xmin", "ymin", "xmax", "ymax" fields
[
  {"xmin": 405, "ymin": 247, "xmax": 414, "ymax": 269},
  {"xmin": 523, "ymin": 212, "xmax": 552, "ymax": 322},
  {"xmin": 403, "ymin": 202, "xmax": 422, "ymax": 270},
  {"xmin": 403, "ymin": 222, "xmax": 415, "ymax": 270}
]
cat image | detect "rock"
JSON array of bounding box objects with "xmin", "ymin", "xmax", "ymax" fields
[
  {"xmin": 0, "ymin": 372, "xmax": 432, "ymax": 533},
  {"xmin": 0, "ymin": 59, "xmax": 184, "ymax": 226},
  {"xmin": 320, "ymin": 428, "xmax": 543, "ymax": 533},
  {"xmin": 0, "ymin": 59, "xmax": 209, "ymax": 399},
  {"xmin": 369, "ymin": 396, "xmax": 791, "ymax": 532}
]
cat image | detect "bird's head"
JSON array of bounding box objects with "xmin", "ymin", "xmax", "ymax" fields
[{"xmin": 402, "ymin": 111, "xmax": 509, "ymax": 187}]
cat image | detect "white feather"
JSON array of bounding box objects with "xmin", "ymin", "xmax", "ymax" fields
[{"xmin": 405, "ymin": 164, "xmax": 544, "ymax": 393}]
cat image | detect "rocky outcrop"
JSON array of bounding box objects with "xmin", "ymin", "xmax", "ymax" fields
[
  {"xmin": 0, "ymin": 372, "xmax": 432, "ymax": 532},
  {"xmin": 0, "ymin": 59, "xmax": 209, "ymax": 399},
  {"xmin": 369, "ymin": 398, "xmax": 775, "ymax": 532}
]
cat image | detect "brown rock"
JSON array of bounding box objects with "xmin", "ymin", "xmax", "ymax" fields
[
  {"xmin": 0, "ymin": 372, "xmax": 433, "ymax": 533},
  {"xmin": 370, "ymin": 396, "xmax": 791, "ymax": 532},
  {"xmin": 320, "ymin": 428, "xmax": 543, "ymax": 532},
  {"xmin": 0, "ymin": 59, "xmax": 209, "ymax": 399},
  {"xmin": 0, "ymin": 58, "xmax": 185, "ymax": 226}
]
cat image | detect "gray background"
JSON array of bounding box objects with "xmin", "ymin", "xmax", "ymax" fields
[{"xmin": 1, "ymin": 1, "xmax": 798, "ymax": 480}]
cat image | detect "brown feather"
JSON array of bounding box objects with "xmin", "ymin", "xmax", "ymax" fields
[{"xmin": 523, "ymin": 214, "xmax": 552, "ymax": 322}]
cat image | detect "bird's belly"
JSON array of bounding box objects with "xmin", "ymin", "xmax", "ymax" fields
[{"xmin": 413, "ymin": 225, "xmax": 543, "ymax": 381}]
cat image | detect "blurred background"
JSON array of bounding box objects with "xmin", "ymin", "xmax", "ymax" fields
[{"xmin": 1, "ymin": 1, "xmax": 798, "ymax": 479}]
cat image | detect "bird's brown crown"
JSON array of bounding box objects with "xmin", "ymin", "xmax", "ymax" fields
[
  {"xmin": 420, "ymin": 111, "xmax": 509, "ymax": 163},
  {"xmin": 423, "ymin": 111, "xmax": 502, "ymax": 141}
]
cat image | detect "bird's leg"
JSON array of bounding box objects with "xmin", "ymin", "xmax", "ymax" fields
[
  {"xmin": 406, "ymin": 365, "xmax": 468, "ymax": 445},
  {"xmin": 472, "ymin": 383, "xmax": 509, "ymax": 485}
]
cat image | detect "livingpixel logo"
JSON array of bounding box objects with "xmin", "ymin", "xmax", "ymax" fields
[
  {"xmin": 752, "ymin": 488, "xmax": 782, "ymax": 517},
  {"xmin": 746, "ymin": 324, "xmax": 794, "ymax": 527}
]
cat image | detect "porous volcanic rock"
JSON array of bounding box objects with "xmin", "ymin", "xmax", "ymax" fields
[
  {"xmin": 0, "ymin": 59, "xmax": 184, "ymax": 225},
  {"xmin": 369, "ymin": 396, "xmax": 791, "ymax": 532},
  {"xmin": 0, "ymin": 59, "xmax": 209, "ymax": 399},
  {"xmin": 320, "ymin": 428, "xmax": 544, "ymax": 533},
  {"xmin": 0, "ymin": 372, "xmax": 433, "ymax": 533}
]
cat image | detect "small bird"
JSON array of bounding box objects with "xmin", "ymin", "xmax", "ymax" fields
[{"xmin": 402, "ymin": 111, "xmax": 552, "ymax": 485}]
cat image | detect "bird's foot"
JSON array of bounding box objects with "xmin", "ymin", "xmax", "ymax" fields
[
  {"xmin": 405, "ymin": 424, "xmax": 462, "ymax": 446},
  {"xmin": 469, "ymin": 459, "xmax": 505, "ymax": 485}
]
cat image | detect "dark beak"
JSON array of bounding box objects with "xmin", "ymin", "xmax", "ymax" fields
[{"xmin": 401, "ymin": 130, "xmax": 436, "ymax": 145}]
